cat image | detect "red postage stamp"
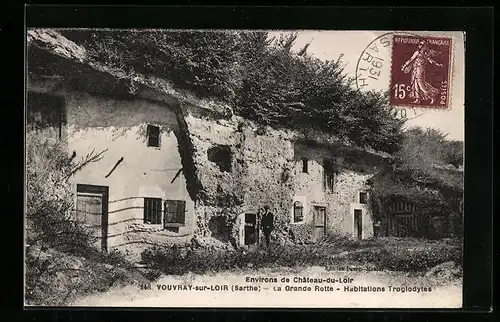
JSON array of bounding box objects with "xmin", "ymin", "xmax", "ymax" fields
[{"xmin": 389, "ymin": 35, "xmax": 453, "ymax": 109}]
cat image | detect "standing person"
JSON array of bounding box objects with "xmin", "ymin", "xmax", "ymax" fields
[{"xmin": 261, "ymin": 205, "xmax": 274, "ymax": 248}]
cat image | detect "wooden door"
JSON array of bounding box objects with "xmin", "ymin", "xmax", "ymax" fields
[
  {"xmin": 312, "ymin": 206, "xmax": 326, "ymax": 242},
  {"xmin": 244, "ymin": 213, "xmax": 258, "ymax": 245},
  {"xmin": 76, "ymin": 184, "xmax": 109, "ymax": 251},
  {"xmin": 430, "ymin": 215, "xmax": 446, "ymax": 239},
  {"xmin": 354, "ymin": 209, "xmax": 363, "ymax": 239}
]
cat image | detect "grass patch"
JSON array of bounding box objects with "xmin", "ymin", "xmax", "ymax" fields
[{"xmin": 141, "ymin": 237, "xmax": 462, "ymax": 276}]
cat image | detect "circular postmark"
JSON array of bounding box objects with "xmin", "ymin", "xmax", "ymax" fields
[{"xmin": 355, "ymin": 31, "xmax": 429, "ymax": 121}]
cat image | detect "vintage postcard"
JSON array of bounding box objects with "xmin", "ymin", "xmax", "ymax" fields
[{"xmin": 25, "ymin": 29, "xmax": 464, "ymax": 308}]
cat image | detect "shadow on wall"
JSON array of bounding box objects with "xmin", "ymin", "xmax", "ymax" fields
[{"xmin": 293, "ymin": 141, "xmax": 381, "ymax": 173}]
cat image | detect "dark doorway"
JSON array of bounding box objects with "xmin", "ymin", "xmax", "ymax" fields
[
  {"xmin": 208, "ymin": 216, "xmax": 231, "ymax": 243},
  {"xmin": 244, "ymin": 213, "xmax": 259, "ymax": 245},
  {"xmin": 429, "ymin": 215, "xmax": 446, "ymax": 239},
  {"xmin": 312, "ymin": 206, "xmax": 326, "ymax": 242},
  {"xmin": 354, "ymin": 209, "xmax": 363, "ymax": 239},
  {"xmin": 323, "ymin": 159, "xmax": 335, "ymax": 192},
  {"xmin": 76, "ymin": 184, "xmax": 109, "ymax": 251}
]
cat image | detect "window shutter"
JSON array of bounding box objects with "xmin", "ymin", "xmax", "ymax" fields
[
  {"xmin": 144, "ymin": 198, "xmax": 162, "ymax": 224},
  {"xmin": 164, "ymin": 201, "xmax": 173, "ymax": 224},
  {"xmin": 163, "ymin": 200, "xmax": 186, "ymax": 227},
  {"xmin": 143, "ymin": 198, "xmax": 149, "ymax": 223},
  {"xmin": 176, "ymin": 200, "xmax": 186, "ymax": 224}
]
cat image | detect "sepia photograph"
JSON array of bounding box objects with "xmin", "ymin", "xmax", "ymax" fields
[{"xmin": 25, "ymin": 28, "xmax": 464, "ymax": 308}]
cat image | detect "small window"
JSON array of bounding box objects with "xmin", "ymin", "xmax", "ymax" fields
[
  {"xmin": 164, "ymin": 200, "xmax": 186, "ymax": 228},
  {"xmin": 323, "ymin": 159, "xmax": 335, "ymax": 193},
  {"xmin": 143, "ymin": 198, "xmax": 162, "ymax": 224},
  {"xmin": 147, "ymin": 124, "xmax": 160, "ymax": 147},
  {"xmin": 301, "ymin": 158, "xmax": 309, "ymax": 173},
  {"xmin": 359, "ymin": 192, "xmax": 368, "ymax": 204},
  {"xmin": 293, "ymin": 201, "xmax": 304, "ymax": 223}
]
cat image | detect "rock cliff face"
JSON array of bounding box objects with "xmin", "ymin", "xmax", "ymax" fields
[
  {"xmin": 184, "ymin": 113, "xmax": 296, "ymax": 246},
  {"xmin": 182, "ymin": 109, "xmax": 384, "ymax": 247}
]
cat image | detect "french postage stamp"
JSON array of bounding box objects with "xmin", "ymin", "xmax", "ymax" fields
[
  {"xmin": 356, "ymin": 32, "xmax": 456, "ymax": 120},
  {"xmin": 25, "ymin": 28, "xmax": 464, "ymax": 309},
  {"xmin": 389, "ymin": 35, "xmax": 453, "ymax": 109}
]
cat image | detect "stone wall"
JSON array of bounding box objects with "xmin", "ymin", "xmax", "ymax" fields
[
  {"xmin": 184, "ymin": 111, "xmax": 383, "ymax": 246},
  {"xmin": 183, "ymin": 114, "xmax": 244, "ymax": 246},
  {"xmin": 184, "ymin": 114, "xmax": 296, "ymax": 246},
  {"xmin": 291, "ymin": 142, "xmax": 378, "ymax": 242}
]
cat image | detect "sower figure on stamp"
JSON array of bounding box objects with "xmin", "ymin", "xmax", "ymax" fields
[
  {"xmin": 260, "ymin": 205, "xmax": 274, "ymax": 248},
  {"xmin": 401, "ymin": 39, "xmax": 443, "ymax": 104}
]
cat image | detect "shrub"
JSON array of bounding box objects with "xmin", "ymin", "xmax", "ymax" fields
[
  {"xmin": 348, "ymin": 239, "xmax": 462, "ymax": 272},
  {"xmin": 368, "ymin": 127, "xmax": 464, "ymax": 224},
  {"xmin": 25, "ymin": 128, "xmax": 122, "ymax": 305},
  {"xmin": 143, "ymin": 269, "xmax": 163, "ymax": 281},
  {"xmin": 141, "ymin": 237, "xmax": 462, "ymax": 276},
  {"xmin": 141, "ymin": 244, "xmax": 333, "ymax": 275},
  {"xmin": 25, "ymin": 128, "xmax": 106, "ymax": 252},
  {"xmin": 322, "ymin": 232, "xmax": 364, "ymax": 250}
]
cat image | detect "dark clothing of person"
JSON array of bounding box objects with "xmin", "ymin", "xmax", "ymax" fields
[
  {"xmin": 261, "ymin": 211, "xmax": 274, "ymax": 247},
  {"xmin": 263, "ymin": 230, "xmax": 271, "ymax": 248},
  {"xmin": 261, "ymin": 211, "xmax": 274, "ymax": 230}
]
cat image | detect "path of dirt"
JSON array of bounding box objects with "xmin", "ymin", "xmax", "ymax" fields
[{"xmin": 72, "ymin": 266, "xmax": 462, "ymax": 308}]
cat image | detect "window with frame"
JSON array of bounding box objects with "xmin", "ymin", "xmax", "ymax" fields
[
  {"xmin": 143, "ymin": 198, "xmax": 162, "ymax": 224},
  {"xmin": 147, "ymin": 124, "xmax": 160, "ymax": 147},
  {"xmin": 164, "ymin": 200, "xmax": 186, "ymax": 230},
  {"xmin": 323, "ymin": 159, "xmax": 335, "ymax": 193},
  {"xmin": 293, "ymin": 201, "xmax": 304, "ymax": 223},
  {"xmin": 301, "ymin": 158, "xmax": 309, "ymax": 173},
  {"xmin": 359, "ymin": 191, "xmax": 368, "ymax": 204}
]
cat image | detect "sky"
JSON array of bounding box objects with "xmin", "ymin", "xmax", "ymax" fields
[{"xmin": 268, "ymin": 30, "xmax": 465, "ymax": 141}]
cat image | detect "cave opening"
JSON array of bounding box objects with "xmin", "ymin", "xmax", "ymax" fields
[{"xmin": 208, "ymin": 145, "xmax": 232, "ymax": 172}]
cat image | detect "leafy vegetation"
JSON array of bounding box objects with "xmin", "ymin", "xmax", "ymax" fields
[
  {"xmin": 58, "ymin": 30, "xmax": 404, "ymax": 154},
  {"xmin": 25, "ymin": 127, "xmax": 104, "ymax": 252},
  {"xmin": 368, "ymin": 127, "xmax": 464, "ymax": 229}
]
